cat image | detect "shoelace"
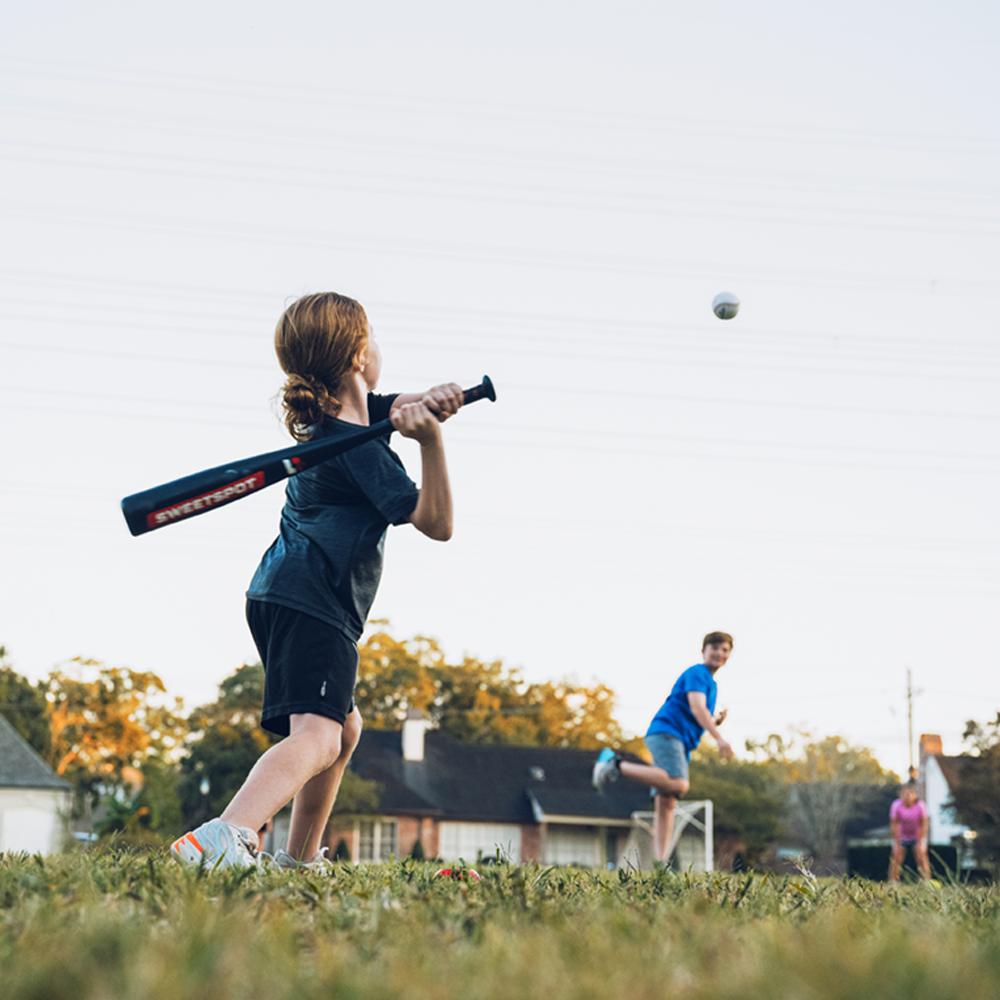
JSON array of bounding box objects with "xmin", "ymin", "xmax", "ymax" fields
[{"xmin": 235, "ymin": 828, "xmax": 263, "ymax": 863}]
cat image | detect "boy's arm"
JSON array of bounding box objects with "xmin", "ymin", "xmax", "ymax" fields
[
  {"xmin": 390, "ymin": 383, "xmax": 464, "ymax": 421},
  {"xmin": 688, "ymin": 692, "xmax": 733, "ymax": 759}
]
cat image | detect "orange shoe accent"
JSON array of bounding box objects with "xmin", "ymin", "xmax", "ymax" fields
[{"xmin": 186, "ymin": 832, "xmax": 204, "ymax": 853}]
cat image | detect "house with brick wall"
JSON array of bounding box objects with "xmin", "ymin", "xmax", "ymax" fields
[{"xmin": 283, "ymin": 711, "xmax": 713, "ymax": 870}]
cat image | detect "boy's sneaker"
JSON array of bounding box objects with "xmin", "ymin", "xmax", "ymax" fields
[
  {"xmin": 272, "ymin": 846, "xmax": 334, "ymax": 872},
  {"xmin": 592, "ymin": 747, "xmax": 620, "ymax": 792},
  {"xmin": 170, "ymin": 818, "xmax": 260, "ymax": 870}
]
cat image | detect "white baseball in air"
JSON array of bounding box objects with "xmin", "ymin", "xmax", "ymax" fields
[{"xmin": 712, "ymin": 291, "xmax": 740, "ymax": 320}]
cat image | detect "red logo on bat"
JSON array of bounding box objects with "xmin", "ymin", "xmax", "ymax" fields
[{"xmin": 147, "ymin": 472, "xmax": 266, "ymax": 528}]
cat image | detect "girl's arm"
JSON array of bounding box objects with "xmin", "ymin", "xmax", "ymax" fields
[
  {"xmin": 391, "ymin": 402, "xmax": 453, "ymax": 541},
  {"xmin": 390, "ymin": 383, "xmax": 464, "ymax": 421}
]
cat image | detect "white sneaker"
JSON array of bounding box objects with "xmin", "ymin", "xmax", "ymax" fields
[
  {"xmin": 170, "ymin": 818, "xmax": 260, "ymax": 870},
  {"xmin": 272, "ymin": 847, "xmax": 334, "ymax": 872}
]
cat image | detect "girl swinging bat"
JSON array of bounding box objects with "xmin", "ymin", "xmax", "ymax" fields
[{"xmin": 172, "ymin": 291, "xmax": 462, "ymax": 868}]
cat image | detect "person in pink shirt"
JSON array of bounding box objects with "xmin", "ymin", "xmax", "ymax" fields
[{"xmin": 889, "ymin": 783, "xmax": 931, "ymax": 881}]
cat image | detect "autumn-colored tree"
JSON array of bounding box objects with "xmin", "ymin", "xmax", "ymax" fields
[
  {"xmin": 44, "ymin": 657, "xmax": 185, "ymax": 806},
  {"xmin": 747, "ymin": 730, "xmax": 898, "ymax": 861},
  {"xmin": 0, "ymin": 648, "xmax": 50, "ymax": 757},
  {"xmin": 355, "ymin": 624, "xmax": 628, "ymax": 748}
]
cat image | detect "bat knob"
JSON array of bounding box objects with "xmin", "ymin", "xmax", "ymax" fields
[{"xmin": 481, "ymin": 375, "xmax": 496, "ymax": 402}]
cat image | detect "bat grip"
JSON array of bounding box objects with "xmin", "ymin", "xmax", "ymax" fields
[{"xmin": 461, "ymin": 375, "xmax": 496, "ymax": 406}]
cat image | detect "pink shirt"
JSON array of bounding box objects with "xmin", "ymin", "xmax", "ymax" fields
[{"xmin": 890, "ymin": 798, "xmax": 927, "ymax": 840}]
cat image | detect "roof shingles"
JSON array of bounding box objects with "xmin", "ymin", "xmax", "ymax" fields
[
  {"xmin": 351, "ymin": 730, "xmax": 650, "ymax": 823},
  {"xmin": 0, "ymin": 714, "xmax": 70, "ymax": 791}
]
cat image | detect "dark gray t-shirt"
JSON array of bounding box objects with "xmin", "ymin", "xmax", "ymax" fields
[{"xmin": 246, "ymin": 393, "xmax": 419, "ymax": 640}]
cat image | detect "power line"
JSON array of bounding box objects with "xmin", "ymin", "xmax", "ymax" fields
[
  {"xmin": 2, "ymin": 203, "xmax": 995, "ymax": 295},
  {"xmin": 4, "ymin": 55, "xmax": 999, "ymax": 155},
  {"xmin": 1, "ymin": 376, "xmax": 996, "ymax": 429},
  {"xmin": 5, "ymin": 274, "xmax": 1000, "ymax": 361},
  {"xmin": 6, "ymin": 291, "xmax": 1000, "ymax": 365},
  {"xmin": 2, "ymin": 103, "xmax": 995, "ymax": 221},
  {"xmin": 2, "ymin": 398, "xmax": 1000, "ymax": 480},
  {"xmin": 5, "ymin": 481, "xmax": 1000, "ymax": 557},
  {"xmin": 3, "ymin": 129, "xmax": 997, "ymax": 210},
  {"xmin": 6, "ymin": 329, "xmax": 1000, "ymax": 387},
  {"xmin": 4, "ymin": 142, "xmax": 997, "ymax": 239}
]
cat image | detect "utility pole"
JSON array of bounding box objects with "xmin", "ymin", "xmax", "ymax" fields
[{"xmin": 906, "ymin": 668, "xmax": 917, "ymax": 782}]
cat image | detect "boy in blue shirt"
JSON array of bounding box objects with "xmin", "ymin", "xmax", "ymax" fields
[{"xmin": 593, "ymin": 631, "xmax": 734, "ymax": 865}]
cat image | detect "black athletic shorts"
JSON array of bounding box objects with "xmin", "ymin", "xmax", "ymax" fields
[{"xmin": 246, "ymin": 599, "xmax": 358, "ymax": 737}]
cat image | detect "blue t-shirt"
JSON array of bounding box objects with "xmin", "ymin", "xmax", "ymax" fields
[
  {"xmin": 246, "ymin": 393, "xmax": 419, "ymax": 640},
  {"xmin": 646, "ymin": 663, "xmax": 718, "ymax": 754}
]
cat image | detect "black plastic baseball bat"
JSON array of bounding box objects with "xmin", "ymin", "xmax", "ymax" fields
[{"xmin": 121, "ymin": 376, "xmax": 496, "ymax": 536}]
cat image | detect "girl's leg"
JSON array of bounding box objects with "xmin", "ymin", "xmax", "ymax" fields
[
  {"xmin": 653, "ymin": 793, "xmax": 679, "ymax": 863},
  {"xmin": 915, "ymin": 843, "xmax": 932, "ymax": 880},
  {"xmin": 888, "ymin": 843, "xmax": 903, "ymax": 881},
  {"xmin": 286, "ymin": 708, "xmax": 363, "ymax": 860},
  {"xmin": 221, "ymin": 714, "xmax": 344, "ymax": 833},
  {"xmin": 619, "ymin": 760, "xmax": 690, "ymax": 797}
]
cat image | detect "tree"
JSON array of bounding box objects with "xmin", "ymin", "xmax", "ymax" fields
[
  {"xmin": 331, "ymin": 769, "xmax": 381, "ymax": 817},
  {"xmin": 179, "ymin": 663, "xmax": 274, "ymax": 826},
  {"xmin": 687, "ymin": 752, "xmax": 785, "ymax": 864},
  {"xmin": 949, "ymin": 712, "xmax": 1000, "ymax": 870},
  {"xmin": 93, "ymin": 758, "xmax": 183, "ymax": 841},
  {"xmin": 0, "ymin": 648, "xmax": 51, "ymax": 757},
  {"xmin": 748, "ymin": 732, "xmax": 894, "ymax": 785},
  {"xmin": 747, "ymin": 730, "xmax": 899, "ymax": 861},
  {"xmin": 355, "ymin": 624, "xmax": 629, "ymax": 748},
  {"xmin": 44, "ymin": 658, "xmax": 185, "ymax": 807}
]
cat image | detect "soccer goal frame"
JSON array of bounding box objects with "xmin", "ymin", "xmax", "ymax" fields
[{"xmin": 627, "ymin": 799, "xmax": 714, "ymax": 872}]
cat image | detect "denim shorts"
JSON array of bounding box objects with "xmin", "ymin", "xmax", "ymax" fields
[{"xmin": 644, "ymin": 733, "xmax": 689, "ymax": 797}]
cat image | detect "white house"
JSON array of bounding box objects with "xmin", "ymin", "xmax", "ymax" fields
[
  {"xmin": 918, "ymin": 732, "xmax": 979, "ymax": 869},
  {"xmin": 0, "ymin": 713, "xmax": 71, "ymax": 854}
]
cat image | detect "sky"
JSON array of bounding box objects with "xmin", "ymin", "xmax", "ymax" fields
[{"xmin": 1, "ymin": 1, "xmax": 998, "ymax": 775}]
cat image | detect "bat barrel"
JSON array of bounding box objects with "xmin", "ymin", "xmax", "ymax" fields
[{"xmin": 121, "ymin": 374, "xmax": 497, "ymax": 537}]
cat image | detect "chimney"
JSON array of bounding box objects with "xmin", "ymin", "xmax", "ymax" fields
[
  {"xmin": 920, "ymin": 733, "xmax": 943, "ymax": 759},
  {"xmin": 402, "ymin": 708, "xmax": 428, "ymax": 762}
]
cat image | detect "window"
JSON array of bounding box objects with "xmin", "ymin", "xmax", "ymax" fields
[
  {"xmin": 604, "ymin": 829, "xmax": 618, "ymax": 868},
  {"xmin": 543, "ymin": 826, "xmax": 600, "ymax": 866},
  {"xmin": 356, "ymin": 819, "xmax": 399, "ymax": 862},
  {"xmin": 378, "ymin": 820, "xmax": 398, "ymax": 860},
  {"xmin": 438, "ymin": 822, "xmax": 522, "ymax": 863},
  {"xmin": 358, "ymin": 820, "xmax": 375, "ymax": 860}
]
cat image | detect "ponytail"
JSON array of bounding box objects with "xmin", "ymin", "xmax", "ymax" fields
[{"xmin": 274, "ymin": 292, "xmax": 369, "ymax": 441}]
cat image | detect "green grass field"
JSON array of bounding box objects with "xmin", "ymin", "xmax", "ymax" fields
[{"xmin": 2, "ymin": 849, "xmax": 998, "ymax": 999}]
